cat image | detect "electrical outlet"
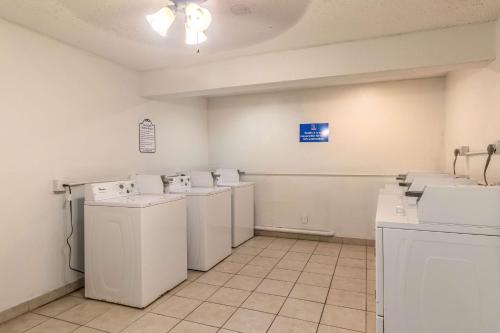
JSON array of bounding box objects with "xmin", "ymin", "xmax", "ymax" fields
[
  {"xmin": 460, "ymin": 146, "xmax": 470, "ymax": 156},
  {"xmin": 53, "ymin": 179, "xmax": 67, "ymax": 193},
  {"xmin": 495, "ymin": 141, "xmax": 500, "ymax": 154},
  {"xmin": 300, "ymin": 215, "xmax": 309, "ymax": 225}
]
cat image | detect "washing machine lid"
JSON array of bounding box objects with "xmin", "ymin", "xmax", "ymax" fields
[
  {"xmin": 169, "ymin": 186, "xmax": 231, "ymax": 196},
  {"xmin": 85, "ymin": 194, "xmax": 185, "ymax": 208}
]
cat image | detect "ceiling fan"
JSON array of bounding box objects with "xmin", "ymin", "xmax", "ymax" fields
[{"xmin": 146, "ymin": 0, "xmax": 212, "ymax": 45}]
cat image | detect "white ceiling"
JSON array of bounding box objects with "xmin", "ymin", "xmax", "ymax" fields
[{"xmin": 1, "ymin": 0, "xmax": 500, "ymax": 71}]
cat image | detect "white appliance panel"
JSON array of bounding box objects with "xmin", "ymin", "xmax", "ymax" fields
[
  {"xmin": 383, "ymin": 228, "xmax": 500, "ymax": 333},
  {"xmin": 231, "ymin": 184, "xmax": 255, "ymax": 247},
  {"xmin": 186, "ymin": 190, "xmax": 231, "ymax": 271},
  {"xmin": 85, "ymin": 206, "xmax": 141, "ymax": 305}
]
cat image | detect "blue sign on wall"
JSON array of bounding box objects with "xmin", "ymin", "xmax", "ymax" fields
[{"xmin": 300, "ymin": 123, "xmax": 329, "ymax": 142}]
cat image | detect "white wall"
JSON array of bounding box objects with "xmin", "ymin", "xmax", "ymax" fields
[
  {"xmin": 141, "ymin": 22, "xmax": 494, "ymax": 98},
  {"xmin": 208, "ymin": 78, "xmax": 446, "ymax": 239},
  {"xmin": 445, "ymin": 21, "xmax": 500, "ymax": 184},
  {"xmin": 0, "ymin": 19, "xmax": 208, "ymax": 313}
]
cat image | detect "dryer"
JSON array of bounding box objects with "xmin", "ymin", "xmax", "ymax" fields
[{"xmin": 84, "ymin": 179, "xmax": 187, "ymax": 308}]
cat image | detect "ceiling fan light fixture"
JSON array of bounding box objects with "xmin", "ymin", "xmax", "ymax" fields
[
  {"xmin": 185, "ymin": 2, "xmax": 212, "ymax": 32},
  {"xmin": 185, "ymin": 26, "xmax": 207, "ymax": 45},
  {"xmin": 146, "ymin": 6, "xmax": 176, "ymax": 37}
]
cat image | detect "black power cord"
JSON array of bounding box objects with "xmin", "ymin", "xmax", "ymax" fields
[
  {"xmin": 484, "ymin": 144, "xmax": 497, "ymax": 186},
  {"xmin": 65, "ymin": 185, "xmax": 84, "ymax": 274},
  {"xmin": 453, "ymin": 148, "xmax": 460, "ymax": 176}
]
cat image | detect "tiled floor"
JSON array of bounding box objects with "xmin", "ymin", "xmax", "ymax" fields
[{"xmin": 0, "ymin": 236, "xmax": 376, "ymax": 333}]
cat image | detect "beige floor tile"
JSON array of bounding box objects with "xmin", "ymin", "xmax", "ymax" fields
[
  {"xmin": 340, "ymin": 249, "xmax": 366, "ymax": 260},
  {"xmin": 196, "ymin": 271, "xmax": 234, "ymax": 286},
  {"xmin": 235, "ymin": 247, "xmax": 263, "ymax": 256},
  {"xmin": 314, "ymin": 248, "xmax": 341, "ymax": 257},
  {"xmin": 268, "ymin": 316, "xmax": 318, "ymax": 333},
  {"xmin": 367, "ymin": 280, "xmax": 375, "ymax": 295},
  {"xmin": 213, "ymin": 262, "xmax": 245, "ymax": 274},
  {"xmin": 225, "ymin": 275, "xmax": 262, "ymax": 291},
  {"xmin": 187, "ymin": 270, "xmax": 204, "ymax": 281},
  {"xmin": 73, "ymin": 327, "xmax": 106, "ymax": 333},
  {"xmin": 367, "ymin": 269, "xmax": 375, "ymax": 281},
  {"xmin": 267, "ymin": 268, "xmax": 301, "ymax": 282},
  {"xmin": 304, "ymin": 262, "xmax": 335, "ymax": 275},
  {"xmin": 292, "ymin": 240, "xmax": 318, "ymax": 250},
  {"xmin": 267, "ymin": 239, "xmax": 296, "ymax": 250},
  {"xmin": 151, "ymin": 296, "xmax": 202, "ymax": 319},
  {"xmin": 331, "ymin": 277, "xmax": 366, "ymax": 293},
  {"xmin": 283, "ymin": 252, "xmax": 311, "ymax": 262},
  {"xmin": 247, "ymin": 256, "xmax": 279, "ymax": 269},
  {"xmin": 223, "ymin": 308, "xmax": 275, "ymax": 333},
  {"xmin": 0, "ymin": 313, "xmax": 49, "ymax": 333},
  {"xmin": 289, "ymin": 244, "xmax": 316, "ymax": 253},
  {"xmin": 176, "ymin": 282, "xmax": 219, "ymax": 301},
  {"xmin": 258, "ymin": 249, "xmax": 287, "ymax": 259},
  {"xmin": 56, "ymin": 300, "xmax": 113, "ymax": 325},
  {"xmin": 309, "ymin": 255, "xmax": 337, "ymax": 266},
  {"xmin": 207, "ymin": 287, "xmax": 251, "ymax": 307},
  {"xmin": 121, "ymin": 313, "xmax": 179, "ymax": 333},
  {"xmin": 217, "ymin": 329, "xmax": 239, "ymax": 333},
  {"xmin": 327, "ymin": 289, "xmax": 366, "ymax": 310},
  {"xmin": 168, "ymin": 281, "xmax": 192, "ymax": 295},
  {"xmin": 275, "ymin": 259, "xmax": 306, "ymax": 271},
  {"xmin": 289, "ymin": 284, "xmax": 328, "ymax": 303},
  {"xmin": 225, "ymin": 253, "xmax": 255, "ymax": 265},
  {"xmin": 317, "ymin": 324, "xmax": 358, "ymax": 333},
  {"xmin": 342, "ymin": 245, "xmax": 366, "ymax": 252},
  {"xmin": 244, "ymin": 237, "xmax": 274, "ymax": 249},
  {"xmin": 169, "ymin": 320, "xmax": 218, "ymax": 333},
  {"xmin": 144, "ymin": 293, "xmax": 172, "ymax": 312},
  {"xmin": 237, "ymin": 264, "xmax": 272, "ymax": 278},
  {"xmin": 314, "ymin": 244, "xmax": 341, "ymax": 256},
  {"xmin": 255, "ymin": 279, "xmax": 294, "ymax": 297},
  {"xmin": 186, "ymin": 302, "xmax": 236, "ymax": 327},
  {"xmin": 366, "ymin": 294, "xmax": 375, "ymax": 313},
  {"xmin": 33, "ymin": 296, "xmax": 85, "ymax": 317},
  {"xmin": 86, "ymin": 305, "xmax": 143, "ymax": 333},
  {"xmin": 334, "ymin": 266, "xmax": 366, "ymax": 280},
  {"xmin": 297, "ymin": 272, "xmax": 332, "ymax": 288},
  {"xmin": 279, "ymin": 298, "xmax": 323, "ymax": 323},
  {"xmin": 71, "ymin": 289, "xmax": 85, "ymax": 298},
  {"xmin": 366, "ymin": 311, "xmax": 375, "ymax": 333},
  {"xmin": 25, "ymin": 318, "xmax": 78, "ymax": 333},
  {"xmin": 337, "ymin": 258, "xmax": 366, "ymax": 269},
  {"xmin": 241, "ymin": 292, "xmax": 286, "ymax": 314},
  {"xmin": 321, "ymin": 305, "xmax": 366, "ymax": 332}
]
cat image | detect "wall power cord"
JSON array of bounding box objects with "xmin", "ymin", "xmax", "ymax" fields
[
  {"xmin": 64, "ymin": 184, "xmax": 84, "ymax": 274},
  {"xmin": 483, "ymin": 144, "xmax": 497, "ymax": 186}
]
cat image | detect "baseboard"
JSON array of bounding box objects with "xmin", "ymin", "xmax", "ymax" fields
[
  {"xmin": 255, "ymin": 229, "xmax": 375, "ymax": 246},
  {"xmin": 0, "ymin": 278, "xmax": 84, "ymax": 324}
]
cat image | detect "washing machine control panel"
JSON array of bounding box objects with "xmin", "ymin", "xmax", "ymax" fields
[
  {"xmin": 167, "ymin": 176, "xmax": 191, "ymax": 192},
  {"xmin": 85, "ymin": 181, "xmax": 139, "ymax": 201}
]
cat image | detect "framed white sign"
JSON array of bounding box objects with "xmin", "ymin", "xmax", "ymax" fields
[{"xmin": 139, "ymin": 119, "xmax": 156, "ymax": 153}]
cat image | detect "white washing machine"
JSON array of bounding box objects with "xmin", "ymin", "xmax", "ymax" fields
[
  {"xmin": 168, "ymin": 172, "xmax": 232, "ymax": 271},
  {"xmin": 84, "ymin": 179, "xmax": 187, "ymax": 308},
  {"xmin": 375, "ymin": 185, "xmax": 500, "ymax": 333},
  {"xmin": 215, "ymin": 169, "xmax": 255, "ymax": 247}
]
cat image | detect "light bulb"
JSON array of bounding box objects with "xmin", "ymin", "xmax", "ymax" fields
[
  {"xmin": 185, "ymin": 26, "xmax": 207, "ymax": 45},
  {"xmin": 146, "ymin": 7, "xmax": 176, "ymax": 37},
  {"xmin": 185, "ymin": 3, "xmax": 212, "ymax": 32}
]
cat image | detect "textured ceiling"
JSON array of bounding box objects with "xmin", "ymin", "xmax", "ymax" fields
[{"xmin": 1, "ymin": 0, "xmax": 500, "ymax": 70}]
